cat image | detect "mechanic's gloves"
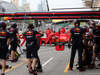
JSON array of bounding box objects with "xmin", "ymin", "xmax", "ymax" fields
[{"xmin": 68, "ymin": 44, "xmax": 71, "ymax": 49}]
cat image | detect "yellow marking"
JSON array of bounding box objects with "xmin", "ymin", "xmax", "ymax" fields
[
  {"xmin": 64, "ymin": 59, "xmax": 77, "ymax": 73},
  {"xmin": 64, "ymin": 62, "xmax": 70, "ymax": 73},
  {"xmin": 5, "ymin": 61, "xmax": 27, "ymax": 73}
]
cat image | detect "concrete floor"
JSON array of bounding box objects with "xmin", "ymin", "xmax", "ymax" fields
[{"xmin": 0, "ymin": 45, "xmax": 100, "ymax": 75}]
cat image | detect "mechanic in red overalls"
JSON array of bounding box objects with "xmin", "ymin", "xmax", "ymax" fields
[
  {"xmin": 44, "ymin": 31, "xmax": 58, "ymax": 46},
  {"xmin": 46, "ymin": 28, "xmax": 51, "ymax": 38},
  {"xmin": 60, "ymin": 27, "xmax": 66, "ymax": 34},
  {"xmin": 46, "ymin": 28, "xmax": 50, "ymax": 38}
]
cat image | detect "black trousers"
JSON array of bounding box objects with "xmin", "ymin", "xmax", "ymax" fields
[
  {"xmin": 69, "ymin": 43, "xmax": 83, "ymax": 70},
  {"xmin": 37, "ymin": 55, "xmax": 42, "ymax": 68}
]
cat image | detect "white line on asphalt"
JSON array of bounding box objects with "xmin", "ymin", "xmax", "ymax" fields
[
  {"xmin": 42, "ymin": 57, "xmax": 54, "ymax": 67},
  {"xmin": 86, "ymin": 73, "xmax": 100, "ymax": 75}
]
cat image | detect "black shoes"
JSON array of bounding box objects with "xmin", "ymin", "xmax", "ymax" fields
[
  {"xmin": 98, "ymin": 63, "xmax": 100, "ymax": 66},
  {"xmin": 79, "ymin": 69, "xmax": 86, "ymax": 72},
  {"xmin": 33, "ymin": 70, "xmax": 37, "ymax": 75},
  {"xmin": 68, "ymin": 68, "xmax": 73, "ymax": 71},
  {"xmin": 91, "ymin": 63, "xmax": 95, "ymax": 66},
  {"xmin": 1, "ymin": 73, "xmax": 5, "ymax": 75},
  {"xmin": 28, "ymin": 70, "xmax": 37, "ymax": 75},
  {"xmin": 36, "ymin": 67, "xmax": 43, "ymax": 72},
  {"xmin": 11, "ymin": 59, "xmax": 18, "ymax": 62},
  {"xmin": 29, "ymin": 70, "xmax": 34, "ymax": 74},
  {"xmin": 76, "ymin": 67, "xmax": 79, "ymax": 69},
  {"xmin": 68, "ymin": 67, "xmax": 86, "ymax": 72}
]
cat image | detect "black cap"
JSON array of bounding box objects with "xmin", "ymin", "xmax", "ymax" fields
[
  {"xmin": 27, "ymin": 23, "xmax": 34, "ymax": 29},
  {"xmin": 11, "ymin": 22, "xmax": 17, "ymax": 28},
  {"xmin": 0, "ymin": 21, "xmax": 6, "ymax": 29},
  {"xmin": 73, "ymin": 19, "xmax": 80, "ymax": 26}
]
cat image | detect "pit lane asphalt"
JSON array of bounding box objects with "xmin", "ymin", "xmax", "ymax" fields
[{"xmin": 0, "ymin": 45, "xmax": 100, "ymax": 75}]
